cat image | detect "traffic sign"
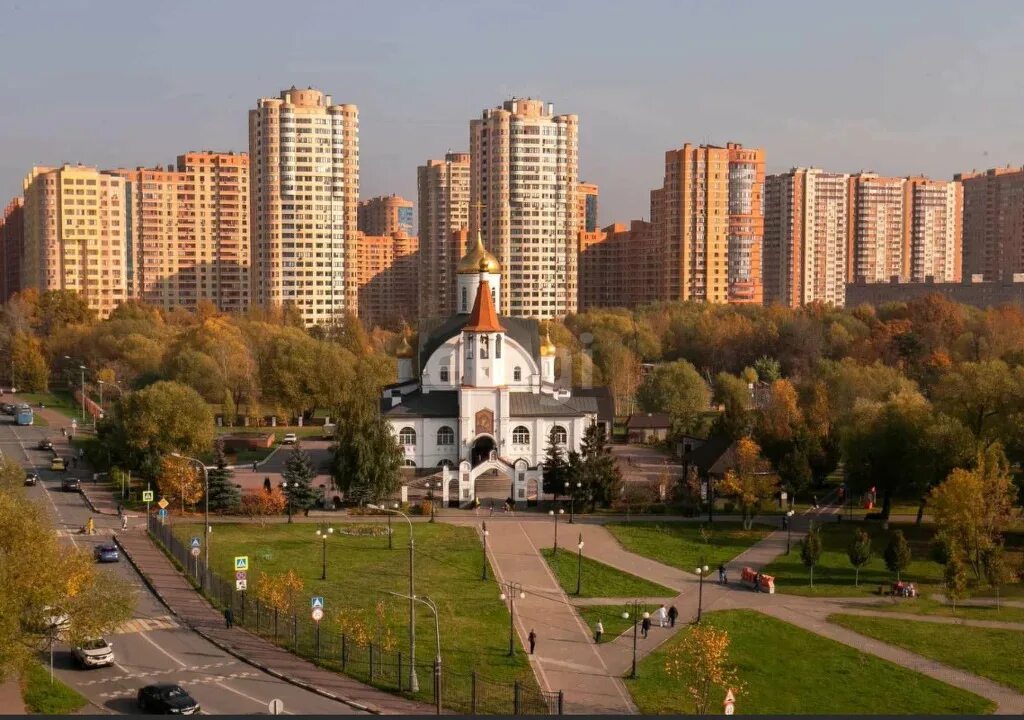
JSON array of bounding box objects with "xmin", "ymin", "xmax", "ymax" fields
[
  {"xmin": 268, "ymin": 699, "xmax": 284, "ymax": 715},
  {"xmin": 311, "ymin": 596, "xmax": 324, "ymax": 610},
  {"xmin": 236, "ymin": 578, "xmax": 247, "ymax": 591},
  {"xmin": 235, "ymin": 571, "xmax": 247, "ymax": 582},
  {"xmin": 311, "ymin": 608, "xmax": 324, "ymax": 622},
  {"xmin": 157, "ymin": 508, "xmax": 168, "ymax": 519},
  {"xmin": 724, "ymin": 689, "xmax": 736, "ymax": 716},
  {"xmin": 157, "ymin": 498, "xmax": 169, "ymax": 510},
  {"xmin": 234, "ymin": 556, "xmax": 249, "ymax": 571},
  {"xmin": 190, "ymin": 537, "xmax": 201, "ymax": 548},
  {"xmin": 190, "ymin": 547, "xmax": 200, "ymax": 557},
  {"xmin": 142, "ymin": 490, "xmax": 154, "ymax": 502}
]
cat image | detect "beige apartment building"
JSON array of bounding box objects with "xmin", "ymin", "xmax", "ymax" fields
[
  {"xmin": 249, "ymin": 87, "xmax": 359, "ymax": 325},
  {"xmin": 470, "ymin": 97, "xmax": 579, "ymax": 319},
  {"xmin": 113, "ymin": 152, "xmax": 249, "ymax": 313},
  {"xmin": 22, "ymin": 164, "xmax": 128, "ymax": 318},
  {"xmin": 578, "ymin": 181, "xmax": 598, "ymax": 232},
  {"xmin": 1, "ymin": 197, "xmax": 24, "ymax": 301},
  {"xmin": 578, "ymin": 221, "xmax": 661, "ymax": 310},
  {"xmin": 764, "ymin": 168, "xmax": 849, "ymax": 307},
  {"xmin": 417, "ymin": 152, "xmax": 470, "ymax": 316},
  {"xmin": 354, "ymin": 231, "xmax": 419, "ymax": 329},
  {"xmin": 652, "ymin": 142, "xmax": 765, "ymax": 304},
  {"xmin": 847, "ymin": 173, "xmax": 906, "ymax": 283},
  {"xmin": 358, "ymin": 195, "xmax": 413, "ymax": 237},
  {"xmin": 955, "ymin": 166, "xmax": 1024, "ymax": 282},
  {"xmin": 904, "ymin": 177, "xmax": 961, "ymax": 283}
]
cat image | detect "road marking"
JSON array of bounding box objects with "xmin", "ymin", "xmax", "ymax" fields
[
  {"xmin": 113, "ymin": 615, "xmax": 180, "ymax": 635},
  {"xmin": 136, "ymin": 630, "xmax": 188, "ymax": 668},
  {"xmin": 214, "ymin": 678, "xmax": 292, "ymax": 713},
  {"xmin": 13, "ymin": 424, "xmax": 80, "ymax": 549}
]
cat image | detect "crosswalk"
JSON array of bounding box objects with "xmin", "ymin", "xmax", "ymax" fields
[
  {"xmin": 112, "ymin": 615, "xmax": 179, "ymax": 635},
  {"xmin": 95, "ymin": 671, "xmax": 262, "ymax": 699}
]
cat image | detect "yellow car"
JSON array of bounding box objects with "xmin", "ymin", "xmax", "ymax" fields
[{"xmin": 50, "ymin": 457, "xmax": 66, "ymax": 472}]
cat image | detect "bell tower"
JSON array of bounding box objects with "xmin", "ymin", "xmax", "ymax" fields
[{"xmin": 462, "ymin": 266, "xmax": 506, "ymax": 387}]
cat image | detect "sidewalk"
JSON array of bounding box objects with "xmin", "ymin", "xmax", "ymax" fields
[
  {"xmin": 0, "ymin": 677, "xmax": 26, "ymax": 714},
  {"xmin": 114, "ymin": 527, "xmax": 432, "ymax": 715}
]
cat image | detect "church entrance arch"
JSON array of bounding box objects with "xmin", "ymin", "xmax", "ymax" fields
[{"xmin": 471, "ymin": 435, "xmax": 496, "ymax": 466}]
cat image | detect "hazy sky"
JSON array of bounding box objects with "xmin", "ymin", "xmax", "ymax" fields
[{"xmin": 2, "ymin": 0, "xmax": 1023, "ymax": 223}]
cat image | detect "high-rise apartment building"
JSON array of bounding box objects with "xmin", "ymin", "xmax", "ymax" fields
[
  {"xmin": 904, "ymin": 177, "xmax": 961, "ymax": 283},
  {"xmin": 358, "ymin": 195, "xmax": 413, "ymax": 237},
  {"xmin": 249, "ymin": 87, "xmax": 359, "ymax": 325},
  {"xmin": 955, "ymin": 167, "xmax": 1024, "ymax": 282},
  {"xmin": 578, "ymin": 182, "xmax": 598, "ymax": 233},
  {"xmin": 0, "ymin": 197, "xmax": 24, "ymax": 301},
  {"xmin": 354, "ymin": 231, "xmax": 419, "ymax": 329},
  {"xmin": 418, "ymin": 152, "xmax": 471, "ymax": 316},
  {"xmin": 578, "ymin": 221, "xmax": 661, "ymax": 310},
  {"xmin": 652, "ymin": 142, "xmax": 765, "ymax": 304},
  {"xmin": 847, "ymin": 173, "xmax": 906, "ymax": 283},
  {"xmin": 113, "ymin": 152, "xmax": 250, "ymax": 313},
  {"xmin": 470, "ymin": 98, "xmax": 579, "ymax": 319},
  {"xmin": 22, "ymin": 164, "xmax": 128, "ymax": 318},
  {"xmin": 764, "ymin": 168, "xmax": 849, "ymax": 307}
]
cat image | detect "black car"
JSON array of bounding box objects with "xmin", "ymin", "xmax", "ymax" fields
[
  {"xmin": 61, "ymin": 477, "xmax": 81, "ymax": 492},
  {"xmin": 37, "ymin": 438, "xmax": 53, "ymax": 451},
  {"xmin": 137, "ymin": 684, "xmax": 200, "ymax": 715},
  {"xmin": 1, "ymin": 403, "xmax": 13, "ymax": 415},
  {"xmin": 24, "ymin": 473, "xmax": 38, "ymax": 487}
]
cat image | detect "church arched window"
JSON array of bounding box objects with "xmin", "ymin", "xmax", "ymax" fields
[
  {"xmin": 398, "ymin": 427, "xmax": 417, "ymax": 446},
  {"xmin": 495, "ymin": 335, "xmax": 502, "ymax": 358},
  {"xmin": 480, "ymin": 335, "xmax": 489, "ymax": 359},
  {"xmin": 513, "ymin": 366, "xmax": 522, "ymax": 382},
  {"xmin": 551, "ymin": 425, "xmax": 567, "ymax": 445},
  {"xmin": 512, "ymin": 426, "xmax": 530, "ymax": 445},
  {"xmin": 465, "ymin": 334, "xmax": 474, "ymax": 359},
  {"xmin": 437, "ymin": 426, "xmax": 455, "ymax": 446},
  {"xmin": 404, "ymin": 459, "xmax": 417, "ymax": 467},
  {"xmin": 440, "ymin": 366, "xmax": 449, "ymax": 382}
]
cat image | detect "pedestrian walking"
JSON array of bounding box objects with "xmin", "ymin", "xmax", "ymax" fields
[
  {"xmin": 528, "ymin": 629, "xmax": 537, "ymax": 654},
  {"xmin": 252, "ymin": 461, "xmax": 258, "ymax": 473},
  {"xmin": 641, "ymin": 616, "xmax": 651, "ymax": 639},
  {"xmin": 121, "ymin": 514, "xmax": 128, "ymax": 531},
  {"xmin": 116, "ymin": 503, "xmax": 123, "ymax": 517},
  {"xmin": 594, "ymin": 620, "xmax": 604, "ymax": 643},
  {"xmin": 667, "ymin": 605, "xmax": 678, "ymax": 628},
  {"xmin": 61, "ymin": 427, "xmax": 67, "ymax": 438},
  {"xmin": 718, "ymin": 563, "xmax": 726, "ymax": 584},
  {"xmin": 224, "ymin": 607, "xmax": 234, "ymax": 629},
  {"xmin": 656, "ymin": 604, "xmax": 668, "ymax": 628},
  {"xmin": 489, "ymin": 501, "xmax": 495, "ymax": 517}
]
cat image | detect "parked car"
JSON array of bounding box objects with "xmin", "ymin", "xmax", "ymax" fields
[
  {"xmin": 51, "ymin": 457, "xmax": 66, "ymax": 472},
  {"xmin": 0, "ymin": 403, "xmax": 14, "ymax": 415},
  {"xmin": 61, "ymin": 477, "xmax": 80, "ymax": 492},
  {"xmin": 282, "ymin": 433, "xmax": 298, "ymax": 444},
  {"xmin": 137, "ymin": 684, "xmax": 200, "ymax": 715},
  {"xmin": 93, "ymin": 544, "xmax": 119, "ymax": 563},
  {"xmin": 72, "ymin": 638, "xmax": 114, "ymax": 668},
  {"xmin": 24, "ymin": 473, "xmax": 38, "ymax": 487},
  {"xmin": 37, "ymin": 438, "xmax": 53, "ymax": 451}
]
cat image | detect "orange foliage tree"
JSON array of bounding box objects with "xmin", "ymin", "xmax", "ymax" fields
[{"xmin": 664, "ymin": 624, "xmax": 743, "ymax": 715}]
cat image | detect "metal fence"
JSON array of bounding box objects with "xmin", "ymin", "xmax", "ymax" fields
[{"xmin": 149, "ymin": 517, "xmax": 562, "ymax": 715}]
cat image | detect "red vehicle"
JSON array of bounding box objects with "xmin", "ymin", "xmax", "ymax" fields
[{"xmin": 740, "ymin": 567, "xmax": 776, "ymax": 594}]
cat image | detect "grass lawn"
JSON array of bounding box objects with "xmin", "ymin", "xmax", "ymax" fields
[
  {"xmin": 830, "ymin": 614, "xmax": 1024, "ymax": 694},
  {"xmin": 17, "ymin": 391, "xmax": 80, "ymax": 423},
  {"xmin": 172, "ymin": 522, "xmax": 535, "ymax": 708},
  {"xmin": 541, "ymin": 548, "xmax": 675, "ymax": 599},
  {"xmin": 20, "ymin": 662, "xmax": 87, "ymax": 714},
  {"xmin": 627, "ymin": 609, "xmax": 993, "ymax": 714},
  {"xmin": 215, "ymin": 425, "xmax": 329, "ymax": 439},
  {"xmin": 870, "ymin": 597, "xmax": 1024, "ymax": 623},
  {"xmin": 577, "ymin": 604, "xmax": 659, "ymax": 643},
  {"xmin": 761, "ymin": 520, "xmax": 946, "ymax": 597},
  {"xmin": 605, "ymin": 521, "xmax": 771, "ymax": 572}
]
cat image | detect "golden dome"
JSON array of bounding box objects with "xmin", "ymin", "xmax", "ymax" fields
[
  {"xmin": 539, "ymin": 325, "xmax": 557, "ymax": 357},
  {"xmin": 395, "ymin": 332, "xmax": 414, "ymax": 359},
  {"xmin": 457, "ymin": 232, "xmax": 501, "ymax": 274}
]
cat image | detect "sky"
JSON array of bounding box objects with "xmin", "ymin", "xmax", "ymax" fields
[{"xmin": 2, "ymin": 0, "xmax": 1024, "ymax": 223}]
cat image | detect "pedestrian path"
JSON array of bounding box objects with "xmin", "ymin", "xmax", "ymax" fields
[{"xmin": 0, "ymin": 677, "xmax": 26, "ymax": 715}]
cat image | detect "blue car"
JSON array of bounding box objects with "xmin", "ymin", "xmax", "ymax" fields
[{"xmin": 94, "ymin": 544, "xmax": 119, "ymax": 563}]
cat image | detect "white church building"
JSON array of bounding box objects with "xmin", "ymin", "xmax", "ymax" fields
[{"xmin": 382, "ymin": 235, "xmax": 600, "ymax": 507}]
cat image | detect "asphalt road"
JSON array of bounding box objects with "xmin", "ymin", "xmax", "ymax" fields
[{"xmin": 3, "ymin": 416, "xmax": 363, "ymax": 715}]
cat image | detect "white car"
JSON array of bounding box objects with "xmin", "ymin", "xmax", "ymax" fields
[
  {"xmin": 72, "ymin": 638, "xmax": 114, "ymax": 668},
  {"xmin": 282, "ymin": 433, "xmax": 298, "ymax": 444}
]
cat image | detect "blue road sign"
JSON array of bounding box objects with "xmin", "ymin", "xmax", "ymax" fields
[
  {"xmin": 158, "ymin": 508, "xmax": 168, "ymax": 519},
  {"xmin": 311, "ymin": 596, "xmax": 324, "ymax": 610},
  {"xmin": 190, "ymin": 537, "xmax": 201, "ymax": 548}
]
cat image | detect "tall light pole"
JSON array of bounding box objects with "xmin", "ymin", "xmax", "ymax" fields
[
  {"xmin": 785, "ymin": 509, "xmax": 795, "ymax": 555},
  {"xmin": 499, "ymin": 581, "xmax": 526, "ymax": 657},
  {"xmin": 78, "ymin": 365, "xmax": 87, "ymax": 421},
  {"xmin": 280, "ymin": 481, "xmax": 293, "ymax": 523},
  {"xmin": 388, "ymin": 593, "xmax": 442, "ymax": 715},
  {"xmin": 97, "ymin": 379, "xmax": 104, "ymax": 413},
  {"xmin": 481, "ymin": 521, "xmax": 489, "ymax": 580},
  {"xmin": 566, "ymin": 480, "xmax": 581, "ymax": 523},
  {"xmin": 622, "ymin": 601, "xmax": 650, "ymax": 679},
  {"xmin": 315, "ymin": 526, "xmax": 333, "ymax": 580},
  {"xmin": 427, "ymin": 480, "xmax": 438, "ymax": 522},
  {"xmin": 695, "ymin": 561, "xmax": 710, "ymax": 623},
  {"xmin": 575, "ymin": 534, "xmax": 585, "ymax": 596},
  {"xmin": 548, "ymin": 508, "xmax": 565, "ymax": 553},
  {"xmin": 172, "ymin": 452, "xmax": 210, "ymax": 589},
  {"xmin": 369, "ymin": 504, "xmax": 417, "ymax": 692}
]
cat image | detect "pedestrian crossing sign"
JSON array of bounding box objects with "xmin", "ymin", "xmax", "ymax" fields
[
  {"xmin": 234, "ymin": 556, "xmax": 249, "ymax": 571},
  {"xmin": 190, "ymin": 537, "xmax": 201, "ymax": 548},
  {"xmin": 311, "ymin": 596, "xmax": 324, "ymax": 610},
  {"xmin": 142, "ymin": 490, "xmax": 154, "ymax": 502}
]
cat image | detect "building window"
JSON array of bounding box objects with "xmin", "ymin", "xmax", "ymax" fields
[
  {"xmin": 404, "ymin": 459, "xmax": 417, "ymax": 467},
  {"xmin": 466, "ymin": 335, "xmax": 474, "ymax": 359},
  {"xmin": 437, "ymin": 426, "xmax": 455, "ymax": 446},
  {"xmin": 440, "ymin": 366, "xmax": 449, "ymax": 382},
  {"xmin": 552, "ymin": 425, "xmax": 567, "ymax": 445},
  {"xmin": 480, "ymin": 335, "xmax": 489, "ymax": 358},
  {"xmin": 513, "ymin": 366, "xmax": 522, "ymax": 382},
  {"xmin": 512, "ymin": 426, "xmax": 530, "ymax": 445},
  {"xmin": 461, "ymin": 286, "xmax": 467, "ymax": 312},
  {"xmin": 399, "ymin": 427, "xmax": 417, "ymax": 446},
  {"xmin": 495, "ymin": 335, "xmax": 502, "ymax": 358}
]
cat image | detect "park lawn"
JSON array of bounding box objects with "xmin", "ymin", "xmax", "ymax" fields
[
  {"xmin": 761, "ymin": 520, "xmax": 944, "ymax": 597},
  {"xmin": 20, "ymin": 662, "xmax": 87, "ymax": 714},
  {"xmin": 541, "ymin": 548, "xmax": 676, "ymax": 599},
  {"xmin": 830, "ymin": 614, "xmax": 1024, "ymax": 694},
  {"xmin": 17, "ymin": 391, "xmax": 79, "ymax": 422},
  {"xmin": 627, "ymin": 609, "xmax": 993, "ymax": 715},
  {"xmin": 870, "ymin": 597, "xmax": 1024, "ymax": 623},
  {"xmin": 172, "ymin": 522, "xmax": 535, "ymax": 698},
  {"xmin": 577, "ymin": 604, "xmax": 659, "ymax": 643},
  {"xmin": 605, "ymin": 521, "xmax": 771, "ymax": 572}
]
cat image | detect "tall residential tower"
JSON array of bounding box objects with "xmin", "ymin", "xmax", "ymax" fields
[{"xmin": 417, "ymin": 152, "xmax": 471, "ymax": 316}]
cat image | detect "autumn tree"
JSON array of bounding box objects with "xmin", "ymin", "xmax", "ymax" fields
[
  {"xmin": 884, "ymin": 530, "xmax": 912, "ymax": 582},
  {"xmin": 801, "ymin": 524, "xmax": 823, "ymax": 586},
  {"xmin": 980, "ymin": 546, "xmax": 1015, "ymax": 609},
  {"xmin": 635, "ymin": 360, "xmax": 710, "ymax": 435},
  {"xmin": 663, "ymin": 624, "xmax": 743, "ymax": 715},
  {"xmin": 846, "ymin": 529, "xmax": 872, "ymax": 587},
  {"xmin": 717, "ymin": 438, "xmax": 778, "ymax": 530},
  {"xmin": 711, "ymin": 373, "xmax": 754, "ymax": 441},
  {"xmin": 158, "ymin": 455, "xmax": 203, "ymax": 511},
  {"xmin": 240, "ymin": 487, "xmax": 286, "ymax": 526},
  {"xmin": 932, "ymin": 360, "xmax": 1024, "ymax": 452},
  {"xmin": 10, "ymin": 331, "xmax": 48, "ymax": 391},
  {"xmin": 943, "ymin": 556, "xmax": 969, "ymax": 613},
  {"xmin": 332, "ymin": 389, "xmax": 402, "ymax": 505}
]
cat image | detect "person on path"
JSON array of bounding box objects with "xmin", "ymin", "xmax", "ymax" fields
[
  {"xmin": 667, "ymin": 605, "xmax": 678, "ymax": 627},
  {"xmin": 656, "ymin": 604, "xmax": 668, "ymax": 628},
  {"xmin": 224, "ymin": 607, "xmax": 233, "ymax": 629},
  {"xmin": 594, "ymin": 620, "xmax": 604, "ymax": 643},
  {"xmin": 85, "ymin": 517, "xmax": 95, "ymax": 535},
  {"xmin": 252, "ymin": 461, "xmax": 258, "ymax": 473},
  {"xmin": 121, "ymin": 513, "xmax": 128, "ymax": 531},
  {"xmin": 489, "ymin": 501, "xmax": 495, "ymax": 517},
  {"xmin": 528, "ymin": 629, "xmax": 537, "ymax": 654},
  {"xmin": 641, "ymin": 616, "xmax": 651, "ymax": 639},
  {"xmin": 718, "ymin": 563, "xmax": 727, "ymax": 584},
  {"xmin": 116, "ymin": 503, "xmax": 123, "ymax": 517}
]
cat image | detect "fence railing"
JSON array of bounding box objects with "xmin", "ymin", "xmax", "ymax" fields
[{"xmin": 148, "ymin": 516, "xmax": 562, "ymax": 715}]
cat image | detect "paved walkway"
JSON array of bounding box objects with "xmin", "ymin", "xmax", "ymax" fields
[{"xmin": 0, "ymin": 677, "xmax": 26, "ymax": 714}]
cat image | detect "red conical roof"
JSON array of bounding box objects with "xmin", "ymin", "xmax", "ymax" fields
[{"xmin": 464, "ymin": 277, "xmax": 505, "ymax": 333}]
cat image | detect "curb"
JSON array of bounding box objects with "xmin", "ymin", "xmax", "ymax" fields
[
  {"xmin": 112, "ymin": 532, "xmax": 382, "ymax": 715},
  {"xmin": 79, "ymin": 486, "xmax": 109, "ymax": 515}
]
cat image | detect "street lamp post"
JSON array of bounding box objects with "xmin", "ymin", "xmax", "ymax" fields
[
  {"xmin": 97, "ymin": 380, "xmax": 104, "ymax": 413},
  {"xmin": 388, "ymin": 593, "xmax": 442, "ymax": 714},
  {"xmin": 78, "ymin": 365, "xmax": 87, "ymax": 421},
  {"xmin": 548, "ymin": 508, "xmax": 565, "ymax": 553},
  {"xmin": 567, "ymin": 480, "xmax": 581, "ymax": 523},
  {"xmin": 499, "ymin": 581, "xmax": 527, "ymax": 657},
  {"xmin": 315, "ymin": 526, "xmax": 334, "ymax": 580},
  {"xmin": 622, "ymin": 601, "xmax": 650, "ymax": 679},
  {"xmin": 575, "ymin": 534, "xmax": 584, "ymax": 596},
  {"xmin": 785, "ymin": 509, "xmax": 795, "ymax": 555},
  {"xmin": 280, "ymin": 481, "xmax": 293, "ymax": 523},
  {"xmin": 427, "ymin": 480, "xmax": 438, "ymax": 522},
  {"xmin": 695, "ymin": 561, "xmax": 710, "ymax": 623},
  {"xmin": 172, "ymin": 452, "xmax": 210, "ymax": 589},
  {"xmin": 369, "ymin": 504, "xmax": 418, "ymax": 692},
  {"xmin": 481, "ymin": 521, "xmax": 489, "ymax": 580}
]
